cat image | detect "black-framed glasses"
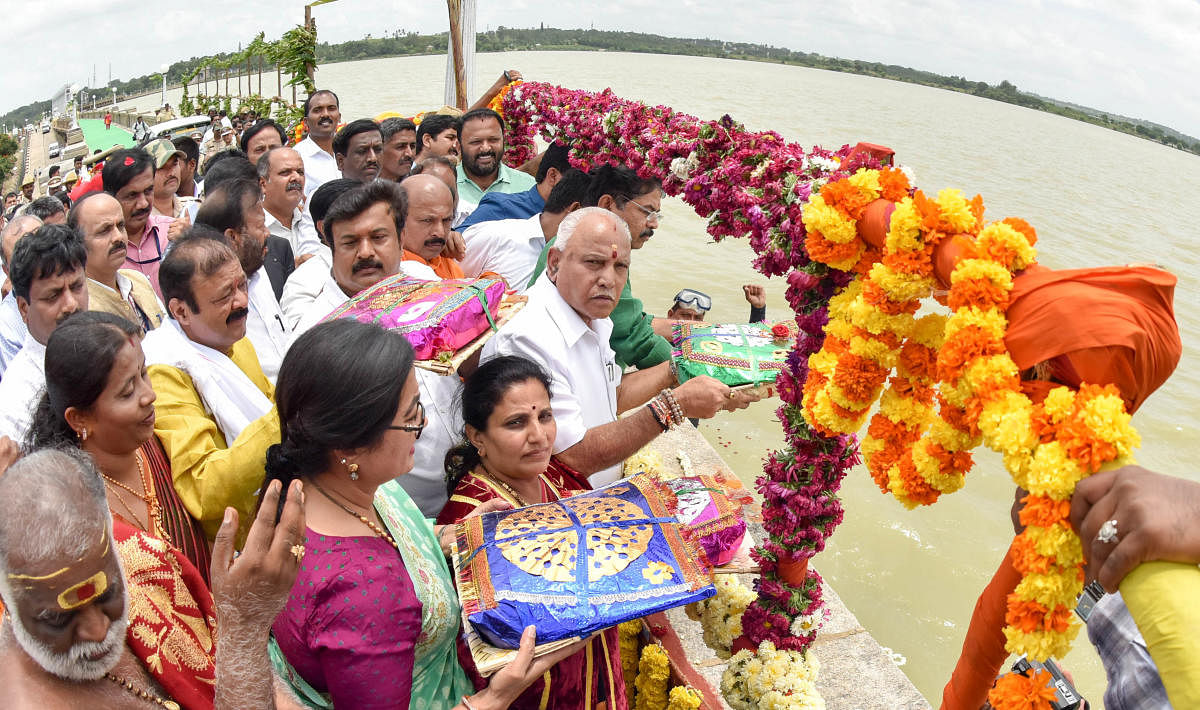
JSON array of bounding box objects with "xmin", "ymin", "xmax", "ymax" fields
[
  {"xmin": 388, "ymin": 401, "xmax": 426, "ymax": 439},
  {"xmin": 673, "ymin": 289, "xmax": 712, "ymax": 312}
]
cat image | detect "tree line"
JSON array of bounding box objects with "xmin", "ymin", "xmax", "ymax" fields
[{"xmin": 3, "ymin": 26, "xmax": 1196, "ymax": 156}]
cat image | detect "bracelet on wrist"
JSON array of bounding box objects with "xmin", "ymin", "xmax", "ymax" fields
[
  {"xmin": 462, "ymin": 694, "xmax": 480, "ymax": 710},
  {"xmin": 646, "ymin": 401, "xmax": 669, "ymax": 431}
]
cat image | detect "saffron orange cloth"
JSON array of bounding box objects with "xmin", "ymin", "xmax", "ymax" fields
[
  {"xmin": 1004, "ymin": 263, "xmax": 1181, "ymax": 414},
  {"xmin": 403, "ymin": 249, "xmax": 466, "ymax": 279}
]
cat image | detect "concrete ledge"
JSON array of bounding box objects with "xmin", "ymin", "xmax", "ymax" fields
[{"xmin": 644, "ymin": 424, "xmax": 931, "ymax": 709}]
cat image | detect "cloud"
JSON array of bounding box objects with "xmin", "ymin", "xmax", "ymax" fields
[{"xmin": 2, "ymin": 0, "xmax": 1197, "ymax": 136}]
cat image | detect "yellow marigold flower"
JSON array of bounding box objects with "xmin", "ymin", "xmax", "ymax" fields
[
  {"xmin": 827, "ymin": 281, "xmax": 863, "ymax": 320},
  {"xmin": 802, "ymin": 200, "xmax": 858, "ymax": 244},
  {"xmin": 824, "ymin": 318, "xmax": 856, "ymax": 343},
  {"xmin": 634, "ymin": 644, "xmax": 671, "ymax": 710},
  {"xmin": 1078, "ymin": 393, "xmax": 1135, "ymax": 439},
  {"xmin": 666, "ymin": 686, "xmax": 702, "ymax": 710},
  {"xmin": 1003, "ymin": 625, "xmax": 1079, "ymax": 663},
  {"xmin": 847, "ymin": 168, "xmax": 882, "ymax": 196},
  {"xmin": 978, "ymin": 392, "xmax": 1036, "ymax": 455},
  {"xmin": 950, "ymin": 259, "xmax": 1013, "ymax": 290},
  {"xmin": 965, "ymin": 355, "xmax": 1020, "ymax": 400},
  {"xmin": 1025, "ymin": 442, "xmax": 1086, "ymax": 498},
  {"xmin": 1027, "ymin": 524, "xmax": 1084, "ymax": 568},
  {"xmin": 881, "ymin": 394, "xmax": 933, "ymax": 430},
  {"xmin": 1015, "ymin": 571, "xmax": 1081, "ymax": 610},
  {"xmin": 827, "ymin": 383, "xmax": 876, "ymax": 414},
  {"xmin": 978, "ymin": 221, "xmax": 1038, "ymax": 272},
  {"xmin": 944, "ymin": 306, "xmax": 1008, "ymax": 341},
  {"xmin": 886, "ymin": 198, "xmax": 922, "ymax": 249},
  {"xmin": 807, "ymin": 349, "xmax": 839, "ymax": 375},
  {"xmin": 1005, "ymin": 450, "xmax": 1035, "ymax": 490},
  {"xmin": 929, "ymin": 418, "xmax": 980, "ymax": 452},
  {"xmin": 1041, "ymin": 386, "xmax": 1077, "ymax": 423},
  {"xmin": 935, "ymin": 188, "xmax": 978, "ymax": 233},
  {"xmin": 849, "ymin": 301, "xmax": 916, "ymax": 340},
  {"xmin": 811, "ymin": 393, "xmax": 866, "ymax": 434},
  {"xmin": 847, "ymin": 332, "xmax": 901, "ymax": 366},
  {"xmin": 887, "ymin": 465, "xmax": 922, "ymax": 510},
  {"xmin": 909, "ymin": 313, "xmax": 948, "ymax": 348},
  {"xmin": 870, "ymin": 263, "xmax": 933, "ymax": 302}
]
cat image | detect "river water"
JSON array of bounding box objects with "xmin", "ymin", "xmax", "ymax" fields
[{"xmin": 124, "ymin": 50, "xmax": 1200, "ymax": 706}]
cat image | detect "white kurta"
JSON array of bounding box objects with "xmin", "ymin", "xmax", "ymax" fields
[
  {"xmin": 0, "ymin": 333, "xmax": 46, "ymax": 443},
  {"xmin": 481, "ymin": 277, "xmax": 622, "ymax": 486},
  {"xmin": 460, "ymin": 213, "xmax": 547, "ymax": 294},
  {"xmin": 244, "ymin": 267, "xmax": 291, "ymax": 384},
  {"xmin": 264, "ymin": 205, "xmax": 325, "ymax": 259},
  {"xmin": 296, "ymin": 137, "xmax": 342, "ymax": 199}
]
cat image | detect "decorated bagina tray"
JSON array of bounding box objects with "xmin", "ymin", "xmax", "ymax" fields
[
  {"xmin": 321, "ymin": 275, "xmax": 505, "ymax": 361},
  {"xmin": 671, "ymin": 320, "xmax": 798, "ymax": 387},
  {"xmin": 454, "ymin": 474, "xmax": 715, "ymax": 650}
]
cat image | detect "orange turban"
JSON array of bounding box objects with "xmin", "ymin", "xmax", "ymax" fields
[{"xmin": 1005, "ymin": 264, "xmax": 1181, "ymax": 414}]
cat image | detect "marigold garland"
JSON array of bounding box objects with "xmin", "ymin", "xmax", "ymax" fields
[
  {"xmin": 634, "ymin": 643, "xmax": 671, "ymax": 710},
  {"xmin": 666, "ymin": 686, "xmax": 703, "ymax": 710},
  {"xmin": 684, "ymin": 576, "xmax": 757, "ymax": 659},
  {"xmin": 801, "ymin": 172, "xmax": 1141, "ymax": 678},
  {"xmin": 619, "ymin": 620, "xmax": 644, "ymax": 702}
]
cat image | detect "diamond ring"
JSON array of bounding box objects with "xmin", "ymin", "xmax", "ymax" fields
[{"xmin": 1097, "ymin": 519, "xmax": 1119, "ymax": 544}]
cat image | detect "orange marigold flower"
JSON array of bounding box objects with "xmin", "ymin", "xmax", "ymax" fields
[
  {"xmin": 1009, "ymin": 534, "xmax": 1051, "ymax": 576},
  {"xmin": 1001, "ymin": 217, "xmax": 1038, "ymax": 247},
  {"xmin": 947, "ymin": 279, "xmax": 1010, "ymax": 311},
  {"xmin": 938, "ymin": 329, "xmax": 1004, "ymax": 381},
  {"xmin": 987, "ymin": 670, "xmax": 1058, "ymax": 710},
  {"xmin": 898, "ymin": 342, "xmax": 939, "ymax": 381},
  {"xmin": 1005, "ymin": 595, "xmax": 1050, "ymax": 633},
  {"xmin": 1018, "ymin": 495, "xmax": 1071, "ymax": 529},
  {"xmin": 862, "ymin": 281, "xmax": 919, "ymax": 315},
  {"xmin": 968, "ymin": 195, "xmax": 985, "ymax": 233},
  {"xmin": 878, "ymin": 167, "xmax": 911, "ymax": 202},
  {"xmin": 897, "ymin": 456, "xmax": 941, "ymax": 505},
  {"xmin": 833, "ymin": 354, "xmax": 889, "ymax": 402},
  {"xmin": 912, "ymin": 191, "xmax": 942, "ymax": 232},
  {"xmin": 805, "ymin": 232, "xmax": 864, "ymax": 267}
]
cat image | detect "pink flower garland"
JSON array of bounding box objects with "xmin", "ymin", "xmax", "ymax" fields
[{"xmin": 500, "ymin": 83, "xmax": 885, "ymax": 650}]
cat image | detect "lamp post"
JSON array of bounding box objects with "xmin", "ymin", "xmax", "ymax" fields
[{"xmin": 160, "ymin": 64, "xmax": 168, "ymax": 107}]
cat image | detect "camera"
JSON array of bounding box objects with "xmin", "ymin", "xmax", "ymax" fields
[{"xmin": 1011, "ymin": 657, "xmax": 1084, "ymax": 710}]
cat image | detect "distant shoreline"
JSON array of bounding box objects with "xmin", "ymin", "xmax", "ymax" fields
[{"xmin": 6, "ymin": 27, "xmax": 1198, "ymax": 157}]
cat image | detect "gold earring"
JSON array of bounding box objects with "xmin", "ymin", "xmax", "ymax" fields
[
  {"xmin": 342, "ymin": 458, "xmax": 359, "ymax": 481},
  {"xmin": 80, "ymin": 427, "xmax": 88, "ymax": 442}
]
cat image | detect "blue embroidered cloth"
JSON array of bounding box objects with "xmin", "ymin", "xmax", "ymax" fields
[{"xmin": 455, "ymin": 475, "xmax": 715, "ymax": 649}]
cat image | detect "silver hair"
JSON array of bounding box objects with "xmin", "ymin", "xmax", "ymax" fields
[
  {"xmin": 553, "ymin": 206, "xmax": 631, "ymax": 252},
  {"xmin": 0, "ymin": 448, "xmax": 112, "ymax": 589},
  {"xmin": 1, "ymin": 214, "xmax": 43, "ymax": 270}
]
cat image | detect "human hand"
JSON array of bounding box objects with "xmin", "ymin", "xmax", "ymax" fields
[
  {"xmin": 437, "ymin": 499, "xmax": 513, "ymax": 556},
  {"xmin": 673, "ymin": 375, "xmax": 731, "ymax": 419},
  {"xmin": 721, "ymin": 387, "xmax": 762, "ymax": 412},
  {"xmin": 210, "ymin": 479, "xmax": 305, "ymax": 629},
  {"xmin": 0, "ymin": 436, "xmax": 20, "ymax": 476},
  {"xmin": 1070, "ymin": 465, "xmax": 1200, "ymax": 592},
  {"xmin": 441, "ymin": 230, "xmax": 466, "ymax": 261},
  {"xmin": 742, "ymin": 284, "xmax": 766, "ymax": 309},
  {"xmin": 166, "ymin": 212, "xmax": 190, "ymax": 241},
  {"xmin": 472, "ymin": 626, "xmax": 588, "ymax": 710},
  {"xmin": 498, "ymin": 69, "xmax": 523, "ymax": 86}
]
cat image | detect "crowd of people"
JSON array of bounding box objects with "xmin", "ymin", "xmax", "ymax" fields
[{"xmin": 0, "ymin": 68, "xmax": 1195, "ymax": 710}]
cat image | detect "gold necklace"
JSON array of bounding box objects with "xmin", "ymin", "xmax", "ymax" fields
[
  {"xmin": 309, "ymin": 481, "xmax": 402, "ymax": 555},
  {"xmin": 474, "ymin": 468, "xmax": 548, "ymax": 507},
  {"xmin": 100, "ymin": 452, "xmax": 171, "ymax": 543},
  {"xmin": 105, "ymin": 672, "xmax": 180, "ymax": 709}
]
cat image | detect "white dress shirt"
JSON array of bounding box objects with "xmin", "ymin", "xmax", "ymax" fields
[
  {"xmin": 389, "ymin": 369, "xmax": 464, "ymax": 517},
  {"xmin": 244, "ymin": 267, "xmax": 291, "ymax": 383},
  {"xmin": 280, "ymin": 250, "xmax": 333, "ymax": 330},
  {"xmin": 0, "ymin": 333, "xmax": 46, "ymax": 442},
  {"xmin": 291, "ymin": 271, "xmax": 351, "ymax": 338},
  {"xmin": 481, "ymin": 277, "xmax": 622, "ymax": 486},
  {"xmin": 264, "ymin": 205, "xmax": 324, "ymax": 259},
  {"xmin": 461, "ymin": 214, "xmax": 547, "ymax": 294},
  {"xmin": 0, "ymin": 292, "xmax": 28, "ymax": 379},
  {"xmin": 295, "ymin": 137, "xmax": 342, "ymax": 198}
]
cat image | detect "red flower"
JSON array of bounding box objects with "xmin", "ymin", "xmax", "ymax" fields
[{"xmin": 771, "ymin": 323, "xmax": 791, "ymax": 339}]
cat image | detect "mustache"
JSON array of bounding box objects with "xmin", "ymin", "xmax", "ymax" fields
[
  {"xmin": 285, "ymin": 180, "xmax": 303, "ymax": 192},
  {"xmin": 352, "ymin": 258, "xmax": 383, "ymax": 274},
  {"xmin": 423, "ymin": 238, "xmax": 445, "ymax": 249},
  {"xmin": 131, "ymin": 206, "xmax": 151, "ymax": 219},
  {"xmin": 108, "ymin": 241, "xmax": 127, "ymax": 255},
  {"xmin": 640, "ymin": 229, "xmax": 654, "ymax": 239},
  {"xmin": 226, "ymin": 307, "xmax": 249, "ymax": 324}
]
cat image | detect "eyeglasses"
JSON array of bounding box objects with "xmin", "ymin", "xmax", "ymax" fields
[
  {"xmin": 388, "ymin": 401, "xmax": 426, "ymax": 439},
  {"xmin": 626, "ymin": 199, "xmax": 664, "ymax": 222},
  {"xmin": 673, "ymin": 289, "xmax": 712, "ymax": 312}
]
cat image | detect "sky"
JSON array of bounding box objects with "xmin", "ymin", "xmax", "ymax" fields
[{"xmin": 5, "ymin": 0, "xmax": 1199, "ymax": 137}]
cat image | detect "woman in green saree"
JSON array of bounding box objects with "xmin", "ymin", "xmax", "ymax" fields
[{"xmin": 262, "ymin": 319, "xmax": 578, "ymax": 709}]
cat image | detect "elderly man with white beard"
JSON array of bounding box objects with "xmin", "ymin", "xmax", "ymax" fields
[
  {"xmin": 258, "ymin": 147, "xmax": 324, "ymax": 263},
  {"xmin": 0, "ymin": 448, "xmax": 306, "ymax": 709}
]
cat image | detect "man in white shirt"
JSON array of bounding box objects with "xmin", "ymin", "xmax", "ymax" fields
[
  {"xmin": 194, "ymin": 179, "xmax": 290, "ymax": 383},
  {"xmin": 279, "ymin": 178, "xmax": 357, "ymax": 329},
  {"xmin": 481, "ymin": 207, "xmax": 738, "ymax": 487},
  {"xmin": 0, "ymin": 224, "xmax": 88, "ymax": 442},
  {"xmin": 287, "ymin": 181, "xmax": 451, "ymax": 515},
  {"xmin": 257, "ymin": 147, "xmax": 324, "ymax": 262},
  {"xmin": 0, "ymin": 214, "xmax": 41, "ymax": 378},
  {"xmin": 461, "ymin": 168, "xmax": 587, "ymax": 292},
  {"xmin": 295, "ymin": 90, "xmax": 343, "ymax": 199}
]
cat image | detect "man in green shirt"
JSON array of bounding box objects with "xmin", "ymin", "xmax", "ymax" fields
[
  {"xmin": 455, "ymin": 108, "xmax": 536, "ymax": 220},
  {"xmin": 528, "ymin": 165, "xmax": 673, "ymax": 370}
]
